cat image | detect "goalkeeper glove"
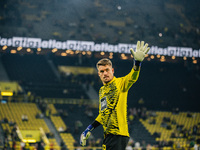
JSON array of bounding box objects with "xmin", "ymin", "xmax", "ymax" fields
[
  {"xmin": 130, "ymin": 41, "xmax": 150, "ymax": 62},
  {"xmin": 80, "ymin": 124, "xmax": 94, "ymax": 146}
]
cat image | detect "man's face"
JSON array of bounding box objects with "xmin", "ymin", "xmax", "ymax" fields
[{"xmin": 98, "ymin": 65, "xmax": 114, "ymax": 84}]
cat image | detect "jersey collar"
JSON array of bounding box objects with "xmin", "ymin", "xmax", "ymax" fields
[{"xmin": 104, "ymin": 76, "xmax": 116, "ymax": 86}]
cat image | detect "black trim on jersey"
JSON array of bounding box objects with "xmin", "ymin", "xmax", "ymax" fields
[{"xmin": 91, "ymin": 120, "xmax": 101, "ymax": 129}]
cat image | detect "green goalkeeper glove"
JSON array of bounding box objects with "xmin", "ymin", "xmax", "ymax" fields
[
  {"xmin": 80, "ymin": 124, "xmax": 93, "ymax": 146},
  {"xmin": 130, "ymin": 41, "xmax": 150, "ymax": 62}
]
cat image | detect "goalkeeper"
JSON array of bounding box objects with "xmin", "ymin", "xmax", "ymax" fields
[{"xmin": 80, "ymin": 41, "xmax": 150, "ymax": 150}]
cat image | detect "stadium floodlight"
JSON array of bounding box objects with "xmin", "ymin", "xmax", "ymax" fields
[
  {"xmin": 27, "ymin": 48, "xmax": 31, "ymax": 52},
  {"xmin": 52, "ymin": 48, "xmax": 57, "ymax": 53},
  {"xmin": 160, "ymin": 56, "xmax": 166, "ymax": 62},
  {"xmin": 150, "ymin": 55, "xmax": 155, "ymax": 59},
  {"xmin": 87, "ymin": 51, "xmax": 91, "ymax": 55},
  {"xmin": 17, "ymin": 47, "xmax": 22, "ymax": 51},
  {"xmin": 193, "ymin": 60, "xmax": 197, "ymax": 64},
  {"xmin": 82, "ymin": 51, "xmax": 86, "ymax": 55},
  {"xmin": 75, "ymin": 50, "xmax": 80, "ymax": 54},
  {"xmin": 109, "ymin": 55, "xmax": 113, "ymax": 59},
  {"xmin": 156, "ymin": 54, "xmax": 161, "ymax": 58},
  {"xmin": 172, "ymin": 56, "xmax": 176, "ymax": 60},
  {"xmin": 2, "ymin": 45, "xmax": 7, "ymax": 50},
  {"xmin": 100, "ymin": 52, "xmax": 105, "ymax": 56},
  {"xmin": 11, "ymin": 50, "xmax": 17, "ymax": 54},
  {"xmin": 1, "ymin": 91, "xmax": 13, "ymax": 96},
  {"xmin": 61, "ymin": 52, "xmax": 67, "ymax": 56}
]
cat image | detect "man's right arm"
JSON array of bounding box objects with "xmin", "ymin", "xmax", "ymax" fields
[
  {"xmin": 95, "ymin": 113, "xmax": 102, "ymax": 124},
  {"xmin": 80, "ymin": 115, "xmax": 101, "ymax": 146}
]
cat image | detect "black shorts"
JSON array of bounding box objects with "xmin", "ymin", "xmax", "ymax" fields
[{"xmin": 102, "ymin": 134, "xmax": 129, "ymax": 150}]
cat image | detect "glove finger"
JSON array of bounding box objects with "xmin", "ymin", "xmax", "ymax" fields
[
  {"xmin": 140, "ymin": 41, "xmax": 144, "ymax": 50},
  {"xmin": 136, "ymin": 41, "xmax": 140, "ymax": 52},
  {"xmin": 143, "ymin": 43, "xmax": 148, "ymax": 52},
  {"xmin": 130, "ymin": 48, "xmax": 135, "ymax": 57},
  {"xmin": 86, "ymin": 132, "xmax": 91, "ymax": 139},
  {"xmin": 80, "ymin": 134, "xmax": 83, "ymax": 145},
  {"xmin": 81, "ymin": 139, "xmax": 86, "ymax": 146},
  {"xmin": 83, "ymin": 139, "xmax": 86, "ymax": 146},
  {"xmin": 80, "ymin": 133, "xmax": 86, "ymax": 146},
  {"xmin": 144, "ymin": 47, "xmax": 150, "ymax": 54}
]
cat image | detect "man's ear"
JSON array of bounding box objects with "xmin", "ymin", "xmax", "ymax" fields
[{"xmin": 112, "ymin": 68, "xmax": 114, "ymax": 74}]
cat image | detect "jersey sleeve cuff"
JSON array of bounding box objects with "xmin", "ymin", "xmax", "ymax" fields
[{"xmin": 135, "ymin": 60, "xmax": 142, "ymax": 66}]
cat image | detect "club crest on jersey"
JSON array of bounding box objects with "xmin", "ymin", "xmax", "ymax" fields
[{"xmin": 101, "ymin": 96, "xmax": 107, "ymax": 111}]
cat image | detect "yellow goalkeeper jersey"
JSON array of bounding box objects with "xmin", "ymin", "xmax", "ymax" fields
[{"xmin": 95, "ymin": 68, "xmax": 140, "ymax": 137}]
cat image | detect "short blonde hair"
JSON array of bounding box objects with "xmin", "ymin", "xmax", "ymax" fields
[{"xmin": 96, "ymin": 58, "xmax": 112, "ymax": 69}]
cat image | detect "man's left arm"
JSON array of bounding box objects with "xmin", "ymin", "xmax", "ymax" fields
[
  {"xmin": 121, "ymin": 61, "xmax": 140, "ymax": 91},
  {"xmin": 122, "ymin": 41, "xmax": 150, "ymax": 91}
]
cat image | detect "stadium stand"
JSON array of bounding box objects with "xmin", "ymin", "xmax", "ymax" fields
[
  {"xmin": 0, "ymin": 51, "xmax": 199, "ymax": 149},
  {"xmin": 140, "ymin": 111, "xmax": 200, "ymax": 149},
  {"xmin": 0, "ymin": 103, "xmax": 49, "ymax": 132},
  {"xmin": 0, "ymin": 103, "xmax": 52, "ymax": 149},
  {"xmin": 0, "ymin": 0, "xmax": 200, "ymax": 149},
  {"xmin": 48, "ymin": 104, "xmax": 70, "ymax": 149},
  {"xmin": 1, "ymin": 53, "xmax": 89, "ymax": 100},
  {"xmin": 1, "ymin": 54, "xmax": 57, "ymax": 83}
]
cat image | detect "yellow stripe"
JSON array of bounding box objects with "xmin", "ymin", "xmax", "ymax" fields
[{"xmin": 103, "ymin": 144, "xmax": 106, "ymax": 150}]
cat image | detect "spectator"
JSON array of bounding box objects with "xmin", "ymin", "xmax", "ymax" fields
[
  {"xmin": 38, "ymin": 142, "xmax": 45, "ymax": 150},
  {"xmin": 193, "ymin": 125, "xmax": 198, "ymax": 135},
  {"xmin": 85, "ymin": 107, "xmax": 94, "ymax": 119},
  {"xmin": 21, "ymin": 114, "xmax": 28, "ymax": 121},
  {"xmin": 23, "ymin": 142, "xmax": 30, "ymax": 150},
  {"xmin": 74, "ymin": 120, "xmax": 83, "ymax": 134},
  {"xmin": 126, "ymin": 143, "xmax": 133, "ymax": 150},
  {"xmin": 135, "ymin": 141, "xmax": 141, "ymax": 150},
  {"xmin": 128, "ymin": 113, "xmax": 134, "ymax": 124},
  {"xmin": 50, "ymin": 142, "xmax": 54, "ymax": 150},
  {"xmin": 146, "ymin": 144, "xmax": 152, "ymax": 150},
  {"xmin": 194, "ymin": 143, "xmax": 199, "ymax": 150},
  {"xmin": 141, "ymin": 140, "xmax": 146, "ymax": 149},
  {"xmin": 9, "ymin": 119, "xmax": 15, "ymax": 126},
  {"xmin": 95, "ymin": 138, "xmax": 102, "ymax": 147},
  {"xmin": 58, "ymin": 126, "xmax": 65, "ymax": 133}
]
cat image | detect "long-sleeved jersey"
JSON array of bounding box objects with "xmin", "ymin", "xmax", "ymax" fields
[{"xmin": 95, "ymin": 68, "xmax": 140, "ymax": 137}]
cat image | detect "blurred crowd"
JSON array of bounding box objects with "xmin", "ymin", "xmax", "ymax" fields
[{"xmin": 0, "ymin": 0, "xmax": 199, "ymax": 48}]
